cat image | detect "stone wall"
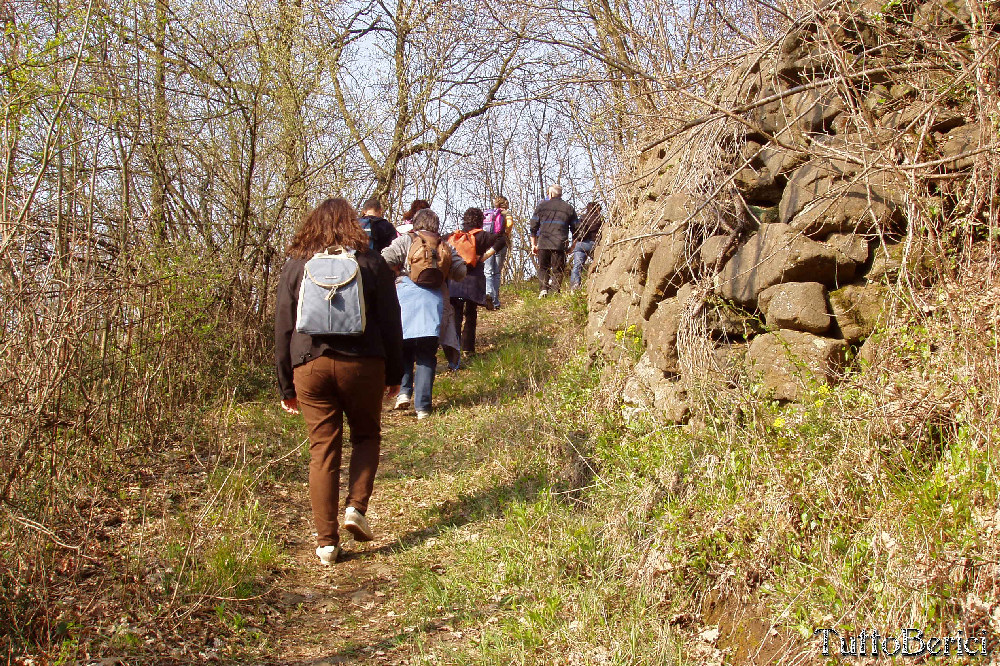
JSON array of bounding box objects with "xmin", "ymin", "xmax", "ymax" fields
[{"xmin": 586, "ymin": 0, "xmax": 990, "ymax": 420}]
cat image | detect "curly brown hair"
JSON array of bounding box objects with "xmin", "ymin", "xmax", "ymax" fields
[
  {"xmin": 402, "ymin": 199, "xmax": 431, "ymax": 221},
  {"xmin": 286, "ymin": 198, "xmax": 369, "ymax": 259},
  {"xmin": 462, "ymin": 207, "xmax": 484, "ymax": 231}
]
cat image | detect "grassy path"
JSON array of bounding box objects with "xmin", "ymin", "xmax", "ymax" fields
[{"xmin": 260, "ymin": 288, "xmax": 585, "ymax": 664}]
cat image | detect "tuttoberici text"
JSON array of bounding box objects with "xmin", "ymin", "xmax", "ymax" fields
[{"xmin": 813, "ymin": 628, "xmax": 988, "ymax": 658}]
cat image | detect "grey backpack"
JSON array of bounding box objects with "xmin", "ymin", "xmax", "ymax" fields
[{"xmin": 296, "ymin": 248, "xmax": 366, "ymax": 336}]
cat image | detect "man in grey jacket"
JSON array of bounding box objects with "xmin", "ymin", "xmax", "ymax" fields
[{"xmin": 529, "ymin": 184, "xmax": 578, "ymax": 297}]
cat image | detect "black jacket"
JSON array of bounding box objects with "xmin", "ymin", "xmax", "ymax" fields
[
  {"xmin": 576, "ymin": 209, "xmax": 605, "ymax": 243},
  {"xmin": 529, "ymin": 197, "xmax": 578, "ymax": 250},
  {"xmin": 359, "ymin": 215, "xmax": 399, "ymax": 253},
  {"xmin": 274, "ymin": 250, "xmax": 404, "ymax": 399}
]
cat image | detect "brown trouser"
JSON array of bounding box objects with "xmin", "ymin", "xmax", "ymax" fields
[{"xmin": 293, "ymin": 354, "xmax": 385, "ymax": 547}]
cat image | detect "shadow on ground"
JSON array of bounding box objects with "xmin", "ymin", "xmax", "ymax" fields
[{"xmin": 346, "ymin": 471, "xmax": 545, "ymax": 561}]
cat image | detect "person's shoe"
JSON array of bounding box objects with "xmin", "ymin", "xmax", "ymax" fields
[
  {"xmin": 484, "ymin": 300, "xmax": 495, "ymax": 311},
  {"xmin": 394, "ymin": 394, "xmax": 411, "ymax": 410},
  {"xmin": 416, "ymin": 410, "xmax": 430, "ymax": 420},
  {"xmin": 315, "ymin": 544, "xmax": 340, "ymax": 565},
  {"xmin": 538, "ymin": 290, "xmax": 548, "ymax": 299},
  {"xmin": 344, "ymin": 507, "xmax": 374, "ymax": 542}
]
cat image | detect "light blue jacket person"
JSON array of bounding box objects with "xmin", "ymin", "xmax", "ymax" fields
[{"xmin": 380, "ymin": 208, "xmax": 466, "ymax": 417}]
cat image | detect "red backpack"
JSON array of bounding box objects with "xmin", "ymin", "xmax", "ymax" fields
[{"xmin": 449, "ymin": 229, "xmax": 482, "ymax": 267}]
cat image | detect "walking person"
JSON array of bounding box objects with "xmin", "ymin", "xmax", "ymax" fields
[
  {"xmin": 274, "ymin": 198, "xmax": 404, "ymax": 566},
  {"xmin": 529, "ymin": 184, "xmax": 578, "ymax": 297},
  {"xmin": 396, "ymin": 199, "xmax": 430, "ymax": 235},
  {"xmin": 447, "ymin": 207, "xmax": 508, "ymax": 358},
  {"xmin": 381, "ymin": 208, "xmax": 467, "ymax": 419},
  {"xmin": 482, "ymin": 196, "xmax": 512, "ymax": 310},
  {"xmin": 569, "ymin": 201, "xmax": 605, "ymax": 290},
  {"xmin": 358, "ymin": 198, "xmax": 399, "ymax": 253}
]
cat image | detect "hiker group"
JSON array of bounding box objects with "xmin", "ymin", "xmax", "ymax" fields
[{"xmin": 273, "ymin": 186, "xmax": 603, "ymax": 564}]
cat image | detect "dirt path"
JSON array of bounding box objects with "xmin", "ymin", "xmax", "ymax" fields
[{"xmin": 263, "ymin": 297, "xmax": 536, "ymax": 665}]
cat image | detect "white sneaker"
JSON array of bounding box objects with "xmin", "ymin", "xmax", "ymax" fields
[
  {"xmin": 344, "ymin": 507, "xmax": 374, "ymax": 542},
  {"xmin": 394, "ymin": 394, "xmax": 411, "ymax": 410},
  {"xmin": 315, "ymin": 544, "xmax": 340, "ymax": 565},
  {"xmin": 416, "ymin": 410, "xmax": 430, "ymax": 420},
  {"xmin": 538, "ymin": 290, "xmax": 548, "ymax": 299}
]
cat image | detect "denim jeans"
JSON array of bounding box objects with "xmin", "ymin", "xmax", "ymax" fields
[
  {"xmin": 401, "ymin": 336, "xmax": 438, "ymax": 412},
  {"xmin": 570, "ymin": 240, "xmax": 595, "ymax": 288},
  {"xmin": 483, "ymin": 245, "xmax": 507, "ymax": 308}
]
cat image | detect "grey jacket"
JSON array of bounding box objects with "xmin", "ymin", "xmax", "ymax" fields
[{"xmin": 381, "ymin": 232, "xmax": 468, "ymax": 282}]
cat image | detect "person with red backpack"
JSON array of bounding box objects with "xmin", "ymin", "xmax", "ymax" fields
[
  {"xmin": 482, "ymin": 196, "xmax": 511, "ymax": 310},
  {"xmin": 446, "ymin": 208, "xmax": 508, "ymax": 360},
  {"xmin": 380, "ymin": 208, "xmax": 467, "ymax": 419}
]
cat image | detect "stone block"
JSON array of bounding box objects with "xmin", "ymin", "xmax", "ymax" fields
[
  {"xmin": 747, "ymin": 330, "xmax": 847, "ymax": 401},
  {"xmin": 828, "ymin": 282, "xmax": 887, "ymax": 343},
  {"xmin": 716, "ymin": 223, "xmax": 841, "ymax": 307},
  {"xmin": 758, "ymin": 282, "xmax": 831, "ymax": 333}
]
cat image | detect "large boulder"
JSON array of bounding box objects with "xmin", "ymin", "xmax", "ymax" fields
[
  {"xmin": 638, "ymin": 222, "xmax": 691, "ymax": 319},
  {"xmin": 757, "ymin": 282, "xmax": 831, "ymax": 334},
  {"xmin": 791, "ymin": 90, "xmax": 844, "ymax": 134},
  {"xmin": 938, "ymin": 123, "xmax": 982, "ymax": 171},
  {"xmin": 825, "ymin": 232, "xmax": 872, "ymax": 282},
  {"xmin": 734, "ymin": 166, "xmax": 786, "ymax": 204},
  {"xmin": 652, "ymin": 378, "xmax": 691, "ymax": 424},
  {"xmin": 881, "ymin": 104, "xmax": 965, "ymax": 133},
  {"xmin": 748, "ymin": 330, "xmax": 847, "ymax": 400},
  {"xmin": 701, "ymin": 234, "xmax": 736, "ymax": 271},
  {"xmin": 779, "ymin": 158, "xmax": 858, "ymax": 226},
  {"xmin": 788, "ymin": 181, "xmax": 902, "ymax": 237},
  {"xmin": 828, "ymin": 282, "xmax": 887, "ymax": 343},
  {"xmin": 601, "ymin": 288, "xmax": 642, "ymax": 336},
  {"xmin": 715, "ymin": 223, "xmax": 845, "ymax": 307},
  {"xmin": 591, "ymin": 239, "xmax": 655, "ymax": 300},
  {"xmin": 622, "ymin": 353, "xmax": 691, "ymax": 423},
  {"xmin": 644, "ymin": 284, "xmax": 695, "ymax": 374}
]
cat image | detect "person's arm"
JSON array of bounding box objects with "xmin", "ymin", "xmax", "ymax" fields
[
  {"xmin": 274, "ymin": 261, "xmax": 299, "ymax": 405},
  {"xmin": 567, "ymin": 210, "xmax": 580, "ymax": 250},
  {"xmin": 448, "ymin": 244, "xmax": 467, "ymax": 281},
  {"xmin": 375, "ymin": 218, "xmax": 398, "ymax": 252},
  {"xmin": 529, "ymin": 205, "xmax": 541, "ymax": 255},
  {"xmin": 381, "ymin": 233, "xmax": 409, "ymax": 270},
  {"xmin": 374, "ymin": 256, "xmax": 404, "ymax": 388},
  {"xmin": 478, "ymin": 231, "xmax": 507, "ymax": 262}
]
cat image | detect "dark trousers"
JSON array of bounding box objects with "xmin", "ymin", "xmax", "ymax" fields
[
  {"xmin": 401, "ymin": 336, "xmax": 438, "ymax": 412},
  {"xmin": 450, "ymin": 297, "xmax": 479, "ymax": 354},
  {"xmin": 538, "ymin": 248, "xmax": 566, "ymax": 292},
  {"xmin": 293, "ymin": 354, "xmax": 385, "ymax": 547}
]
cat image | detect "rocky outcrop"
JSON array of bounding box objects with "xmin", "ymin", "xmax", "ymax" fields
[
  {"xmin": 758, "ymin": 282, "xmax": 831, "ymax": 334},
  {"xmin": 589, "ymin": 0, "xmax": 987, "ymax": 419},
  {"xmin": 748, "ymin": 331, "xmax": 846, "ymax": 401}
]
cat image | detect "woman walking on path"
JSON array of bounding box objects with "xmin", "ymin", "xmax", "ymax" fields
[
  {"xmin": 274, "ymin": 198, "xmax": 404, "ymax": 566},
  {"xmin": 569, "ymin": 201, "xmax": 604, "ymax": 290},
  {"xmin": 447, "ymin": 207, "xmax": 508, "ymax": 358},
  {"xmin": 482, "ymin": 196, "xmax": 512, "ymax": 310},
  {"xmin": 381, "ymin": 208, "xmax": 467, "ymax": 419}
]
